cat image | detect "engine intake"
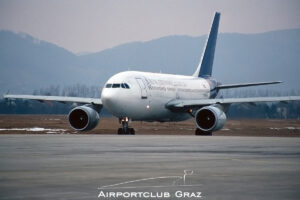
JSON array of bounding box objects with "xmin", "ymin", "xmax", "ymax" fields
[
  {"xmin": 68, "ymin": 105, "xmax": 100, "ymax": 131},
  {"xmin": 195, "ymin": 106, "xmax": 226, "ymax": 132}
]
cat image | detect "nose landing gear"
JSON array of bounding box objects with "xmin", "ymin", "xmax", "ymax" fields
[{"xmin": 118, "ymin": 117, "xmax": 135, "ymax": 135}]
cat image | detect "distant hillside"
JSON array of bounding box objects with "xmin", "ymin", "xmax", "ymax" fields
[
  {"xmin": 0, "ymin": 31, "xmax": 82, "ymax": 94},
  {"xmin": 0, "ymin": 29, "xmax": 300, "ymax": 95}
]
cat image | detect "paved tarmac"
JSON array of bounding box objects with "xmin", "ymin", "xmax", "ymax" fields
[{"xmin": 0, "ymin": 135, "xmax": 299, "ymax": 200}]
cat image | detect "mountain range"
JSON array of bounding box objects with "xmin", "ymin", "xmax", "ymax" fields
[{"xmin": 0, "ymin": 29, "xmax": 299, "ymax": 96}]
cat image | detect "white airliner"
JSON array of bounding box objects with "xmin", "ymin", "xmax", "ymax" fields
[{"xmin": 4, "ymin": 12, "xmax": 300, "ymax": 135}]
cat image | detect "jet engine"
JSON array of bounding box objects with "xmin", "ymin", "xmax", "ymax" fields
[
  {"xmin": 195, "ymin": 105, "xmax": 226, "ymax": 132},
  {"xmin": 68, "ymin": 105, "xmax": 100, "ymax": 131}
]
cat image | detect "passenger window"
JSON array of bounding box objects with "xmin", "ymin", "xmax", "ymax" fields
[
  {"xmin": 105, "ymin": 84, "xmax": 112, "ymax": 88},
  {"xmin": 112, "ymin": 84, "xmax": 120, "ymax": 88}
]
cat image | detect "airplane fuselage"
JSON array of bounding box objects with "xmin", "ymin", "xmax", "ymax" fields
[{"xmin": 101, "ymin": 71, "xmax": 218, "ymax": 122}]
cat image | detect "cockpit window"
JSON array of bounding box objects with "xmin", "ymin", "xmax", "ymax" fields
[
  {"xmin": 112, "ymin": 84, "xmax": 121, "ymax": 88},
  {"xmin": 106, "ymin": 83, "xmax": 130, "ymax": 89},
  {"xmin": 105, "ymin": 84, "xmax": 112, "ymax": 88},
  {"xmin": 124, "ymin": 83, "xmax": 130, "ymax": 89}
]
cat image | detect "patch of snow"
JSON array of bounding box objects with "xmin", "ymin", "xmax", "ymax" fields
[
  {"xmin": 30, "ymin": 127, "xmax": 46, "ymax": 131},
  {"xmin": 286, "ymin": 127, "xmax": 295, "ymax": 130},
  {"xmin": 46, "ymin": 131, "xmax": 64, "ymax": 134},
  {"xmin": 221, "ymin": 128, "xmax": 230, "ymax": 131},
  {"xmin": 0, "ymin": 127, "xmax": 66, "ymax": 132},
  {"xmin": 269, "ymin": 127, "xmax": 300, "ymax": 130}
]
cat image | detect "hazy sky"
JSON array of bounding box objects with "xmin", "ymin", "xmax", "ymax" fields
[{"xmin": 0, "ymin": 0, "xmax": 299, "ymax": 53}]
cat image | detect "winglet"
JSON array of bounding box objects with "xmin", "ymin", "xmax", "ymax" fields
[{"xmin": 193, "ymin": 12, "xmax": 220, "ymax": 78}]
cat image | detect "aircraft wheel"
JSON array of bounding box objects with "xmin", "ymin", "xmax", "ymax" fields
[
  {"xmin": 195, "ymin": 129, "xmax": 212, "ymax": 136},
  {"xmin": 118, "ymin": 128, "xmax": 123, "ymax": 135},
  {"xmin": 129, "ymin": 128, "xmax": 135, "ymax": 135},
  {"xmin": 118, "ymin": 128, "xmax": 135, "ymax": 135}
]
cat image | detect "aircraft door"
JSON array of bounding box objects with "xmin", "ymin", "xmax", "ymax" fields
[{"xmin": 135, "ymin": 78, "xmax": 148, "ymax": 99}]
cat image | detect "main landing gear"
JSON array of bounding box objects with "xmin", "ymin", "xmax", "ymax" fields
[
  {"xmin": 195, "ymin": 128, "xmax": 212, "ymax": 136},
  {"xmin": 118, "ymin": 117, "xmax": 135, "ymax": 135}
]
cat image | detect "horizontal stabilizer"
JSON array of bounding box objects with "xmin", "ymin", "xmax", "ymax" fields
[{"xmin": 217, "ymin": 81, "xmax": 282, "ymax": 89}]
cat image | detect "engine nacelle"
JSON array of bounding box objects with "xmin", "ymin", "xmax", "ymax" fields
[
  {"xmin": 195, "ymin": 105, "xmax": 226, "ymax": 132},
  {"xmin": 68, "ymin": 105, "xmax": 100, "ymax": 131}
]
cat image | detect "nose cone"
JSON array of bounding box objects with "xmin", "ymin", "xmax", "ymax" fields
[
  {"xmin": 101, "ymin": 88, "xmax": 123, "ymax": 116},
  {"xmin": 101, "ymin": 88, "xmax": 114, "ymax": 109}
]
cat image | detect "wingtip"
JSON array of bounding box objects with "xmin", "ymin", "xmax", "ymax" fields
[{"xmin": 3, "ymin": 90, "xmax": 9, "ymax": 98}]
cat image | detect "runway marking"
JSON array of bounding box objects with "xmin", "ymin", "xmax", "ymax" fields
[
  {"xmin": 99, "ymin": 170, "xmax": 198, "ymax": 189},
  {"xmin": 183, "ymin": 170, "xmax": 194, "ymax": 185},
  {"xmin": 99, "ymin": 176, "xmax": 182, "ymax": 189},
  {"xmin": 99, "ymin": 184, "xmax": 203, "ymax": 190}
]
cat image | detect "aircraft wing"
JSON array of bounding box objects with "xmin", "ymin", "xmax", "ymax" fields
[
  {"xmin": 3, "ymin": 94, "xmax": 102, "ymax": 105},
  {"xmin": 166, "ymin": 96, "xmax": 300, "ymax": 110},
  {"xmin": 216, "ymin": 81, "xmax": 282, "ymax": 89}
]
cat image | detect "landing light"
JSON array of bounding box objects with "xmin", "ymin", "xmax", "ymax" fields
[
  {"xmin": 121, "ymin": 117, "xmax": 129, "ymax": 122},
  {"xmin": 146, "ymin": 105, "xmax": 150, "ymax": 109}
]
